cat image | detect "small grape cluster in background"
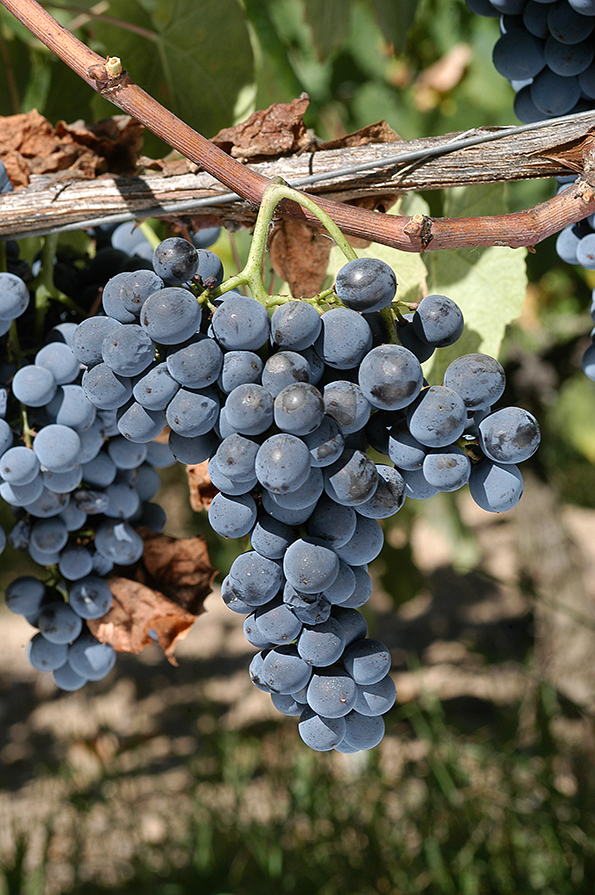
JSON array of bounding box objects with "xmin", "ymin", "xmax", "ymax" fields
[
  {"xmin": 0, "ymin": 160, "xmax": 218, "ymax": 693},
  {"xmin": 465, "ymin": 3, "xmax": 595, "ymax": 433},
  {"xmin": 552, "ymin": 178, "xmax": 595, "ymax": 381},
  {"xmin": 0, "ymin": 264, "xmax": 178, "ymax": 690},
  {"xmin": 467, "ymin": 0, "xmax": 595, "ymax": 122}
]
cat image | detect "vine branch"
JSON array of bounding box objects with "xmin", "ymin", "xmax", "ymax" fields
[{"xmin": 2, "ymin": 0, "xmax": 595, "ymax": 252}]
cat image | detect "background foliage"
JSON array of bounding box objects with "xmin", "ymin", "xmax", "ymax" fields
[{"xmin": 1, "ymin": 1, "xmax": 595, "ymax": 893}]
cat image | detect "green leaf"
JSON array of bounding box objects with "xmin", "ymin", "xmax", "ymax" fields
[
  {"xmin": 325, "ymin": 197, "xmax": 429, "ymax": 305},
  {"xmin": 244, "ymin": 0, "xmax": 304, "ymax": 109},
  {"xmin": 424, "ymin": 183, "xmax": 527, "ymax": 382},
  {"xmin": 91, "ymin": 0, "xmax": 255, "ymax": 141},
  {"xmin": 371, "ymin": 0, "xmax": 418, "ymax": 54},
  {"xmin": 549, "ymin": 375, "xmax": 595, "ymax": 464},
  {"xmin": 304, "ymin": 0, "xmax": 352, "ymax": 59},
  {"xmin": 0, "ymin": 10, "xmax": 40, "ymax": 117},
  {"xmin": 21, "ymin": 50, "xmax": 51, "ymax": 113}
]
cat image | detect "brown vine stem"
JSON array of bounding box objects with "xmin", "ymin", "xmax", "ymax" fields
[{"xmin": 2, "ymin": 0, "xmax": 595, "ymax": 252}]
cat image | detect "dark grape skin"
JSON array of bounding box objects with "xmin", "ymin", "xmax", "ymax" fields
[
  {"xmin": 412, "ymin": 294, "xmax": 464, "ymax": 348},
  {"xmin": 195, "ymin": 249, "xmax": 224, "ymax": 289},
  {"xmin": 152, "ymin": 237, "xmax": 198, "ymax": 284},
  {"xmin": 443, "ymin": 353, "xmax": 506, "ymax": 410},
  {"xmin": 396, "ymin": 314, "xmax": 435, "ymax": 363},
  {"xmin": 271, "ymin": 301, "xmax": 322, "ymax": 350},
  {"xmin": 334, "ymin": 258, "xmax": 397, "ymax": 313},
  {"xmin": 468, "ymin": 460, "xmax": 524, "ymax": 513},
  {"xmin": 478, "ymin": 407, "xmax": 541, "ymax": 464},
  {"xmin": 492, "ymin": 28, "xmax": 546, "ymax": 81},
  {"xmin": 315, "ymin": 308, "xmax": 373, "ymax": 370},
  {"xmin": 406, "ymin": 385, "xmax": 467, "ymax": 449},
  {"xmin": 358, "ymin": 344, "xmax": 424, "ymax": 411},
  {"xmin": 324, "ymin": 449, "xmax": 379, "ymax": 506}
]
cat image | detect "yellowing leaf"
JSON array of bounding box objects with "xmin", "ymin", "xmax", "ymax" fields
[{"xmin": 424, "ymin": 183, "xmax": 527, "ymax": 382}]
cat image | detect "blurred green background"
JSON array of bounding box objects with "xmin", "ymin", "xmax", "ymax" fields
[{"xmin": 1, "ymin": 1, "xmax": 595, "ymax": 893}]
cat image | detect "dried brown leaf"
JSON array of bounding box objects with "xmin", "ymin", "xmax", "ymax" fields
[
  {"xmin": 88, "ymin": 576, "xmax": 198, "ymax": 664},
  {"xmin": 269, "ymin": 219, "xmax": 333, "ymax": 298},
  {"xmin": 87, "ymin": 530, "xmax": 216, "ymax": 664},
  {"xmin": 137, "ymin": 155, "xmax": 200, "ymax": 177},
  {"xmin": 212, "ymin": 94, "xmax": 312, "ymax": 161},
  {"xmin": 0, "ymin": 110, "xmax": 143, "ymax": 186},
  {"xmin": 186, "ymin": 460, "xmax": 217, "ymax": 512},
  {"xmin": 317, "ymin": 121, "xmax": 401, "ymax": 151},
  {"xmin": 136, "ymin": 529, "xmax": 216, "ymax": 614},
  {"xmin": 56, "ymin": 116, "xmax": 144, "ymax": 174},
  {"xmin": 0, "ymin": 152, "xmax": 30, "ymax": 189}
]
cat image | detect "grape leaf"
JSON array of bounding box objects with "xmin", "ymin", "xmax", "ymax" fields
[
  {"xmin": 549, "ymin": 375, "xmax": 595, "ymax": 464},
  {"xmin": 304, "ymin": 0, "xmax": 352, "ymax": 59},
  {"xmin": 325, "ymin": 197, "xmax": 428, "ymax": 305},
  {"xmin": 88, "ymin": 530, "xmax": 216, "ymax": 664},
  {"xmin": 424, "ymin": 183, "xmax": 527, "ymax": 382},
  {"xmin": 243, "ymin": 0, "xmax": 304, "ymax": 110},
  {"xmin": 90, "ymin": 0, "xmax": 255, "ymax": 139},
  {"xmin": 371, "ymin": 0, "xmax": 418, "ymax": 54}
]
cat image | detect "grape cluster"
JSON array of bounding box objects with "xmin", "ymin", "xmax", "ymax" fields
[
  {"xmin": 77, "ymin": 235, "xmax": 539, "ymax": 752},
  {"xmin": 465, "ymin": 6, "xmax": 595, "ymax": 409},
  {"xmin": 6, "ymin": 574, "xmax": 117, "ymax": 690},
  {"xmin": 545, "ymin": 176, "xmax": 595, "ymax": 383},
  {"xmin": 467, "ymin": 0, "xmax": 595, "ymax": 122},
  {"xmin": 0, "ymin": 253, "xmax": 176, "ymax": 690},
  {"xmin": 0, "ymin": 178, "xmax": 541, "ymax": 749}
]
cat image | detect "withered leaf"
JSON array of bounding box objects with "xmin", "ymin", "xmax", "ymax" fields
[
  {"xmin": 137, "ymin": 155, "xmax": 200, "ymax": 177},
  {"xmin": 269, "ymin": 219, "xmax": 334, "ymax": 298},
  {"xmin": 316, "ymin": 120, "xmax": 401, "ymax": 151},
  {"xmin": 186, "ymin": 460, "xmax": 217, "ymax": 512},
  {"xmin": 88, "ymin": 530, "xmax": 216, "ymax": 664},
  {"xmin": 136, "ymin": 529, "xmax": 216, "ymax": 615},
  {"xmin": 88, "ymin": 576, "xmax": 198, "ymax": 665},
  {"xmin": 212, "ymin": 94, "xmax": 312, "ymax": 161},
  {"xmin": 55, "ymin": 116, "xmax": 144, "ymax": 174},
  {"xmin": 0, "ymin": 110, "xmax": 143, "ymax": 187}
]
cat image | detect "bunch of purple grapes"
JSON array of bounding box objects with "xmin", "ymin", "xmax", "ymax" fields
[
  {"xmin": 69, "ymin": 235, "xmax": 539, "ymax": 752},
  {"xmin": 465, "ymin": 4, "xmax": 595, "ymax": 426},
  {"xmin": 467, "ymin": 0, "xmax": 595, "ymax": 122},
  {"xmin": 0, "ymin": 147, "xmax": 541, "ymax": 748},
  {"xmin": 0, "ymin": 264, "xmax": 177, "ymax": 690},
  {"xmin": 0, "ymin": 157, "xmax": 184, "ymax": 690}
]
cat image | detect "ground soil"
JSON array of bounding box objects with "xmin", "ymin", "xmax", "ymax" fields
[{"xmin": 1, "ymin": 476, "xmax": 594, "ymax": 892}]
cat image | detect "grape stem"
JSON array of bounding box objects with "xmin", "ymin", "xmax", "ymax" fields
[
  {"xmin": 138, "ymin": 221, "xmax": 161, "ymax": 250},
  {"xmin": 32, "ymin": 232, "xmax": 58, "ymax": 341},
  {"xmin": 3, "ymin": 0, "xmax": 595, "ymax": 254},
  {"xmin": 20, "ymin": 405, "xmax": 33, "ymax": 448},
  {"xmin": 208, "ymin": 180, "xmax": 400, "ymax": 342},
  {"xmin": 214, "ymin": 179, "xmax": 357, "ymax": 306},
  {"xmin": 30, "ymin": 232, "xmax": 86, "ymax": 340}
]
